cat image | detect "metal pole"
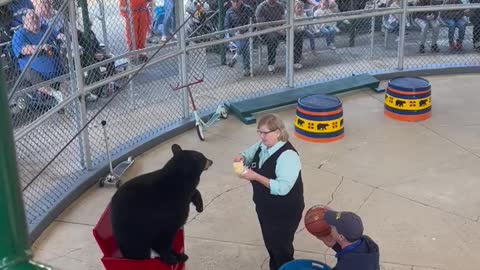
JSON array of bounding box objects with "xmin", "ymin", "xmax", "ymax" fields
[
  {"xmin": 64, "ymin": 9, "xmax": 87, "ymax": 169},
  {"xmin": 286, "ymin": 0, "xmax": 295, "ymax": 87},
  {"xmin": 177, "ymin": 0, "xmax": 189, "ymax": 118},
  {"xmin": 249, "ymin": 18, "xmax": 253, "ymax": 77},
  {"xmin": 370, "ymin": 16, "xmax": 375, "ymax": 58},
  {"xmin": 69, "ymin": 0, "xmax": 92, "ymax": 170},
  {"xmin": 217, "ymin": 0, "xmax": 226, "ymax": 65},
  {"xmin": 125, "ymin": 0, "xmax": 137, "ymax": 106},
  {"xmin": 397, "ymin": 0, "xmax": 407, "ymax": 70},
  {"xmin": 0, "ymin": 52, "xmax": 55, "ymax": 270}
]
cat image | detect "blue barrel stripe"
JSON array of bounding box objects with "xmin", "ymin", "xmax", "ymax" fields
[
  {"xmin": 297, "ymin": 103, "xmax": 342, "ymax": 113},
  {"xmin": 384, "ymin": 104, "xmax": 431, "ymax": 115},
  {"xmin": 295, "ymin": 126, "xmax": 345, "ymax": 138},
  {"xmin": 386, "ymin": 90, "xmax": 431, "ymax": 99},
  {"xmin": 388, "ymin": 77, "xmax": 431, "ymax": 92},
  {"xmin": 296, "ymin": 110, "xmax": 343, "ymax": 121}
]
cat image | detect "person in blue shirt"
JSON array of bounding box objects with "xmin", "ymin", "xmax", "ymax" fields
[
  {"xmin": 233, "ymin": 113, "xmax": 304, "ymax": 270},
  {"xmin": 317, "ymin": 210, "xmax": 380, "ymax": 270},
  {"xmin": 12, "ymin": 10, "xmax": 64, "ymax": 85},
  {"xmin": 224, "ymin": 0, "xmax": 254, "ymax": 77}
]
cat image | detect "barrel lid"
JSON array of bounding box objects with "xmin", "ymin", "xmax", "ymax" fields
[
  {"xmin": 297, "ymin": 94, "xmax": 342, "ymax": 112},
  {"xmin": 388, "ymin": 77, "xmax": 431, "ymax": 92}
]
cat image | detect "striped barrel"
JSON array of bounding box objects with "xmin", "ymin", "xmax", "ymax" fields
[
  {"xmin": 294, "ymin": 94, "xmax": 344, "ymax": 143},
  {"xmin": 384, "ymin": 77, "xmax": 432, "ymax": 122}
]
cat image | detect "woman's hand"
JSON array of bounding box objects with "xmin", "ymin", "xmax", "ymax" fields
[
  {"xmin": 240, "ymin": 169, "xmax": 257, "ymax": 181},
  {"xmin": 316, "ymin": 233, "xmax": 336, "ymax": 248},
  {"xmin": 233, "ymin": 155, "xmax": 244, "ymax": 163}
]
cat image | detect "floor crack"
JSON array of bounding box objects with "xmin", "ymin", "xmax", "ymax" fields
[{"xmin": 326, "ymin": 176, "xmax": 344, "ymax": 206}]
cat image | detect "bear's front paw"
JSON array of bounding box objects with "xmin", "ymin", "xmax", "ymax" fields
[{"xmin": 174, "ymin": 252, "xmax": 189, "ymax": 263}]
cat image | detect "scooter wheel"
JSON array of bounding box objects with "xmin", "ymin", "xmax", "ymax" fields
[
  {"xmin": 220, "ymin": 107, "xmax": 228, "ymax": 119},
  {"xmin": 196, "ymin": 124, "xmax": 205, "ymax": 141},
  {"xmin": 16, "ymin": 95, "xmax": 29, "ymax": 111},
  {"xmin": 98, "ymin": 178, "xmax": 105, "ymax": 187}
]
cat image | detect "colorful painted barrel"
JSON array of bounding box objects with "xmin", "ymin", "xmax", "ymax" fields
[
  {"xmin": 384, "ymin": 77, "xmax": 432, "ymax": 122},
  {"xmin": 294, "ymin": 94, "xmax": 344, "ymax": 143}
]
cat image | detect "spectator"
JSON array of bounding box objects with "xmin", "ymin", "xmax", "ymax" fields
[
  {"xmin": 12, "ymin": 10, "xmax": 64, "ymax": 85},
  {"xmin": 161, "ymin": 0, "xmax": 175, "ymax": 42},
  {"xmin": 414, "ymin": 0, "xmax": 440, "ymax": 53},
  {"xmin": 441, "ymin": 0, "xmax": 467, "ymax": 50},
  {"xmin": 255, "ymin": 0, "xmax": 303, "ymax": 72},
  {"xmin": 313, "ymin": 0, "xmax": 338, "ymax": 50},
  {"xmin": 387, "ymin": 0, "xmax": 400, "ymax": 35},
  {"xmin": 336, "ymin": 0, "xmax": 368, "ymax": 47},
  {"xmin": 224, "ymin": 0, "xmax": 254, "ymax": 76},
  {"xmin": 119, "ymin": 0, "xmax": 150, "ymax": 62}
]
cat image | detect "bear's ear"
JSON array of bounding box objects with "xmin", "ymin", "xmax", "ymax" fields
[{"xmin": 172, "ymin": 144, "xmax": 182, "ymax": 155}]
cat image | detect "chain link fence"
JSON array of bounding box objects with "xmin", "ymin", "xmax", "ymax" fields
[{"xmin": 3, "ymin": 0, "xmax": 480, "ymax": 237}]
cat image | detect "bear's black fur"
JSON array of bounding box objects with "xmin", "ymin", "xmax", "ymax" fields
[{"xmin": 110, "ymin": 144, "xmax": 212, "ymax": 265}]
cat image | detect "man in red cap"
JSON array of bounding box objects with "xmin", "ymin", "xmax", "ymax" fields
[{"xmin": 317, "ymin": 210, "xmax": 380, "ymax": 270}]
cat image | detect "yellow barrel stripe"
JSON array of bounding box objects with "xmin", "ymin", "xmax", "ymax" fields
[
  {"xmin": 295, "ymin": 116, "xmax": 344, "ymax": 133},
  {"xmin": 384, "ymin": 93, "xmax": 431, "ymax": 111}
]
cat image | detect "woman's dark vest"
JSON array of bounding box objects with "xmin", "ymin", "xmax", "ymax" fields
[{"xmin": 250, "ymin": 141, "xmax": 304, "ymax": 216}]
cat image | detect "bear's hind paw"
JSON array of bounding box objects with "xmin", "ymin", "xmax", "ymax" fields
[{"xmin": 174, "ymin": 252, "xmax": 189, "ymax": 263}]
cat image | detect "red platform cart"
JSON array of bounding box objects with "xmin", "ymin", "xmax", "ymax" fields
[{"xmin": 93, "ymin": 204, "xmax": 186, "ymax": 270}]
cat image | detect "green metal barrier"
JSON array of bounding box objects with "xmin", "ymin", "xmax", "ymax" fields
[{"xmin": 0, "ymin": 57, "xmax": 54, "ymax": 269}]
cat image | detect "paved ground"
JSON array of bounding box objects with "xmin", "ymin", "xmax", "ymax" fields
[{"xmin": 31, "ymin": 74, "xmax": 480, "ymax": 270}]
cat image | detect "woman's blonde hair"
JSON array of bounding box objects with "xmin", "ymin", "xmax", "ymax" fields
[{"xmin": 257, "ymin": 113, "xmax": 289, "ymax": 141}]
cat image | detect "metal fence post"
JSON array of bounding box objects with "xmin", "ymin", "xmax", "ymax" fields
[
  {"xmin": 286, "ymin": 0, "xmax": 295, "ymax": 88},
  {"xmin": 63, "ymin": 6, "xmax": 87, "ymax": 170},
  {"xmin": 249, "ymin": 18, "xmax": 254, "ymax": 77},
  {"xmin": 0, "ymin": 53, "xmax": 55, "ymax": 270},
  {"xmin": 397, "ymin": 0, "xmax": 408, "ymax": 70},
  {"xmin": 69, "ymin": 0, "xmax": 92, "ymax": 170},
  {"xmin": 177, "ymin": 0, "xmax": 189, "ymax": 118}
]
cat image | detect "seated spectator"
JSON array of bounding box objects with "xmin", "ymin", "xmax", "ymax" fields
[
  {"xmin": 414, "ymin": 0, "xmax": 440, "ymax": 53},
  {"xmin": 336, "ymin": 0, "xmax": 368, "ymax": 47},
  {"xmin": 441, "ymin": 0, "xmax": 467, "ymax": 50},
  {"xmin": 224, "ymin": 0, "xmax": 254, "ymax": 76},
  {"xmin": 312, "ymin": 0, "xmax": 338, "ymax": 50},
  {"xmin": 12, "ymin": 10, "xmax": 64, "ymax": 86},
  {"xmin": 255, "ymin": 0, "xmax": 304, "ymax": 72},
  {"xmin": 387, "ymin": 0, "xmax": 400, "ymax": 35}
]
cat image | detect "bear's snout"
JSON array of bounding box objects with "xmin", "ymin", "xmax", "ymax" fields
[{"xmin": 204, "ymin": 159, "xmax": 213, "ymax": 170}]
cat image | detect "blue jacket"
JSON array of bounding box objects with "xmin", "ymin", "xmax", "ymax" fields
[
  {"xmin": 332, "ymin": 236, "xmax": 380, "ymax": 270},
  {"xmin": 224, "ymin": 3, "xmax": 254, "ymax": 34}
]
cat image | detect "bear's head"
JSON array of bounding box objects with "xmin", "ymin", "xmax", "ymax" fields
[{"xmin": 167, "ymin": 144, "xmax": 213, "ymax": 177}]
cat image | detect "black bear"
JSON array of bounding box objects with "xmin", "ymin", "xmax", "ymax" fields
[
  {"xmin": 297, "ymin": 118, "xmax": 305, "ymax": 127},
  {"xmin": 419, "ymin": 99, "xmax": 428, "ymax": 107},
  {"xmin": 110, "ymin": 144, "xmax": 212, "ymax": 265},
  {"xmin": 317, "ymin": 123, "xmax": 329, "ymax": 130},
  {"xmin": 395, "ymin": 100, "xmax": 406, "ymax": 107}
]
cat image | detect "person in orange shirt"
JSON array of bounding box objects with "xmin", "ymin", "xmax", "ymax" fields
[{"xmin": 120, "ymin": 0, "xmax": 151, "ymax": 62}]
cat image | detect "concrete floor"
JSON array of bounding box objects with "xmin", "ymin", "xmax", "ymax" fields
[{"xmin": 32, "ymin": 74, "xmax": 480, "ymax": 270}]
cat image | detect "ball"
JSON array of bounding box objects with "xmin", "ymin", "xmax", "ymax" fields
[{"xmin": 304, "ymin": 205, "xmax": 331, "ymax": 237}]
